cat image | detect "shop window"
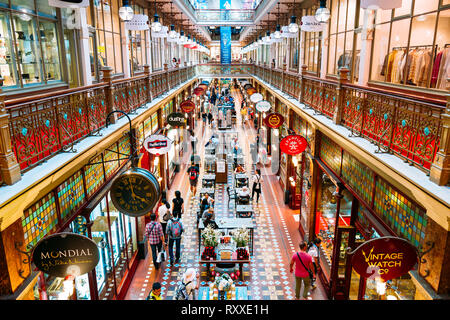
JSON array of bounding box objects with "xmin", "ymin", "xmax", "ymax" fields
[
  {"xmin": 152, "ymin": 36, "xmax": 162, "ymax": 70},
  {"xmin": 39, "ymin": 20, "xmax": 62, "ymax": 82},
  {"xmin": 364, "ymin": 274, "xmax": 416, "ymax": 300},
  {"xmin": 289, "ymin": 36, "xmax": 299, "ymax": 71},
  {"xmin": 0, "ymin": 12, "xmax": 18, "ymax": 87},
  {"xmin": 369, "ymin": 3, "xmax": 449, "ymax": 90}
]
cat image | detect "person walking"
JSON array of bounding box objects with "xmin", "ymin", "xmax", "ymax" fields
[
  {"xmin": 146, "ymin": 282, "xmax": 162, "ymax": 300},
  {"xmin": 202, "ymin": 111, "xmax": 207, "ymax": 128},
  {"xmin": 187, "ymin": 162, "xmax": 200, "ymax": 196},
  {"xmin": 251, "ymin": 168, "xmax": 263, "ymax": 203},
  {"xmin": 166, "ymin": 212, "xmax": 185, "ymax": 265},
  {"xmin": 207, "ymin": 112, "xmax": 213, "ymax": 127},
  {"xmin": 307, "ymin": 237, "xmax": 322, "ymax": 289},
  {"xmin": 172, "ymin": 191, "xmax": 184, "ymax": 219},
  {"xmin": 290, "ymin": 241, "xmax": 315, "ymax": 300},
  {"xmin": 144, "ymin": 213, "xmax": 167, "ymax": 270},
  {"xmin": 190, "ymin": 130, "xmax": 197, "ymax": 154},
  {"xmin": 158, "ymin": 201, "xmax": 171, "ymax": 236}
]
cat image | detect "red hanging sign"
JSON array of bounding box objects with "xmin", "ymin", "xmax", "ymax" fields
[
  {"xmin": 264, "ymin": 112, "xmax": 285, "ymax": 129},
  {"xmin": 246, "ymin": 87, "xmax": 256, "ymax": 96},
  {"xmin": 350, "ymin": 236, "xmax": 418, "ymax": 282},
  {"xmin": 193, "ymin": 87, "xmax": 205, "ymax": 96},
  {"xmin": 280, "ymin": 135, "xmax": 307, "ymax": 155},
  {"xmin": 198, "ymin": 84, "xmax": 208, "ymax": 91},
  {"xmin": 180, "ymin": 100, "xmax": 195, "ymax": 113}
]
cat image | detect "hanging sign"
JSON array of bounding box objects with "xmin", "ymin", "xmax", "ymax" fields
[
  {"xmin": 167, "ymin": 112, "xmax": 186, "ymax": 127},
  {"xmin": 125, "ymin": 14, "xmax": 149, "ymax": 31},
  {"xmin": 250, "ymin": 93, "xmax": 263, "ymax": 103},
  {"xmin": 144, "ymin": 134, "xmax": 173, "ymax": 155},
  {"xmin": 110, "ymin": 167, "xmax": 161, "ymax": 217},
  {"xmin": 255, "ymin": 100, "xmax": 271, "ymax": 112},
  {"xmin": 48, "ymin": 0, "xmax": 89, "ymax": 8},
  {"xmin": 349, "ymin": 236, "xmax": 418, "ymax": 282},
  {"xmin": 280, "ymin": 134, "xmax": 308, "ymax": 155},
  {"xmin": 193, "ymin": 87, "xmax": 205, "ymax": 96},
  {"xmin": 301, "ymin": 16, "xmax": 326, "ymax": 32},
  {"xmin": 246, "ymin": 87, "xmax": 257, "ymax": 96},
  {"xmin": 32, "ymin": 232, "xmax": 99, "ymax": 277},
  {"xmin": 180, "ymin": 100, "xmax": 196, "ymax": 113},
  {"xmin": 264, "ymin": 112, "xmax": 285, "ymax": 129},
  {"xmin": 361, "ymin": 0, "xmax": 402, "ymax": 10}
]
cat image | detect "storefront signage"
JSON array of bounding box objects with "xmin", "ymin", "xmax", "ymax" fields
[
  {"xmin": 250, "ymin": 93, "xmax": 263, "ymax": 103},
  {"xmin": 144, "ymin": 134, "xmax": 173, "ymax": 155},
  {"xmin": 110, "ymin": 167, "xmax": 161, "ymax": 217},
  {"xmin": 246, "ymin": 87, "xmax": 257, "ymax": 96},
  {"xmin": 264, "ymin": 112, "xmax": 285, "ymax": 128},
  {"xmin": 125, "ymin": 14, "xmax": 149, "ymax": 31},
  {"xmin": 167, "ymin": 112, "xmax": 186, "ymax": 127},
  {"xmin": 255, "ymin": 100, "xmax": 271, "ymax": 112},
  {"xmin": 193, "ymin": 87, "xmax": 205, "ymax": 96},
  {"xmin": 350, "ymin": 236, "xmax": 418, "ymax": 282},
  {"xmin": 361, "ymin": 0, "xmax": 402, "ymax": 10},
  {"xmin": 280, "ymin": 134, "xmax": 308, "ymax": 155},
  {"xmin": 301, "ymin": 16, "xmax": 326, "ymax": 32},
  {"xmin": 180, "ymin": 100, "xmax": 196, "ymax": 113},
  {"xmin": 49, "ymin": 0, "xmax": 89, "ymax": 8},
  {"xmin": 32, "ymin": 232, "xmax": 99, "ymax": 277}
]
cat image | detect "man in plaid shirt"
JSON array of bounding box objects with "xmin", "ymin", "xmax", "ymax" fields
[{"xmin": 144, "ymin": 213, "xmax": 167, "ymax": 269}]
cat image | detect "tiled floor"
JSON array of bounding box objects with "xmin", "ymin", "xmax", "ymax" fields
[{"xmin": 124, "ymin": 88, "xmax": 328, "ymax": 300}]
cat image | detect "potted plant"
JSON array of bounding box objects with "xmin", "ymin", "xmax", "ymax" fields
[
  {"xmin": 231, "ymin": 227, "xmax": 250, "ymax": 260},
  {"xmin": 201, "ymin": 225, "xmax": 221, "ymax": 260}
]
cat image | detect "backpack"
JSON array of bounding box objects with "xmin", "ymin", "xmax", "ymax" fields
[
  {"xmin": 163, "ymin": 210, "xmax": 171, "ymax": 222},
  {"xmin": 174, "ymin": 280, "xmax": 192, "ymax": 300},
  {"xmin": 189, "ymin": 167, "xmax": 198, "ymax": 180},
  {"xmin": 169, "ymin": 219, "xmax": 183, "ymax": 238}
]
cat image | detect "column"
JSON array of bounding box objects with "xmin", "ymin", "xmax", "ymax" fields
[
  {"xmin": 78, "ymin": 8, "xmax": 92, "ymax": 85},
  {"xmin": 320, "ymin": 20, "xmax": 329, "ymax": 79},
  {"xmin": 121, "ymin": 22, "xmax": 131, "ymax": 78},
  {"xmin": 358, "ymin": 9, "xmax": 375, "ymax": 86},
  {"xmin": 145, "ymin": 30, "xmax": 152, "ymax": 73}
]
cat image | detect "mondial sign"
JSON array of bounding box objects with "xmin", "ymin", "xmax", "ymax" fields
[
  {"xmin": 349, "ymin": 236, "xmax": 418, "ymax": 281},
  {"xmin": 32, "ymin": 232, "xmax": 100, "ymax": 277}
]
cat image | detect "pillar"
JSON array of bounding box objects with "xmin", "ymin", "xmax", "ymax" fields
[
  {"xmin": 121, "ymin": 22, "xmax": 131, "ymax": 78},
  {"xmin": 334, "ymin": 67, "xmax": 349, "ymax": 125},
  {"xmin": 358, "ymin": 9, "xmax": 375, "ymax": 86},
  {"xmin": 101, "ymin": 66, "xmax": 116, "ymax": 124},
  {"xmin": 78, "ymin": 8, "xmax": 92, "ymax": 85},
  {"xmin": 306, "ymin": 126, "xmax": 321, "ymax": 243}
]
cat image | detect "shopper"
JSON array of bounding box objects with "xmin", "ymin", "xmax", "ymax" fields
[
  {"xmin": 187, "ymin": 162, "xmax": 200, "ymax": 196},
  {"xmin": 190, "ymin": 130, "xmax": 197, "ymax": 153},
  {"xmin": 144, "ymin": 213, "xmax": 166, "ymax": 270},
  {"xmin": 172, "ymin": 191, "xmax": 184, "ymax": 219},
  {"xmin": 201, "ymin": 192, "xmax": 214, "ymax": 209},
  {"xmin": 207, "ymin": 112, "xmax": 213, "ymax": 126},
  {"xmin": 202, "ymin": 111, "xmax": 207, "ymax": 127},
  {"xmin": 307, "ymin": 237, "xmax": 322, "ymax": 289},
  {"xmin": 166, "ymin": 212, "xmax": 185, "ymax": 265},
  {"xmin": 158, "ymin": 201, "xmax": 171, "ymax": 236},
  {"xmin": 251, "ymin": 168, "xmax": 263, "ymax": 203},
  {"xmin": 175, "ymin": 268, "xmax": 200, "ymax": 300},
  {"xmin": 290, "ymin": 241, "xmax": 315, "ymax": 300},
  {"xmin": 146, "ymin": 282, "xmax": 162, "ymax": 300}
]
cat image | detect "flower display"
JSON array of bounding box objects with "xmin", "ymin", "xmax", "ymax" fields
[
  {"xmin": 231, "ymin": 227, "xmax": 250, "ymax": 248},
  {"xmin": 214, "ymin": 273, "xmax": 233, "ymax": 292},
  {"xmin": 202, "ymin": 225, "xmax": 221, "ymax": 247}
]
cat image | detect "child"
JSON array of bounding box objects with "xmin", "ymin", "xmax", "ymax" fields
[{"xmin": 147, "ymin": 282, "xmax": 162, "ymax": 300}]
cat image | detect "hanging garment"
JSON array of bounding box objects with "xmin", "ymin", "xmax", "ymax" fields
[
  {"xmin": 399, "ymin": 50, "xmax": 408, "ymax": 83},
  {"xmin": 407, "ymin": 49, "xmax": 420, "ymax": 85},
  {"xmin": 431, "ymin": 50, "xmax": 443, "ymax": 88},
  {"xmin": 380, "ymin": 53, "xmax": 389, "ymax": 76},
  {"xmin": 416, "ymin": 49, "xmax": 432, "ymax": 87},
  {"xmin": 436, "ymin": 47, "xmax": 450, "ymax": 90},
  {"xmin": 386, "ymin": 50, "xmax": 397, "ymax": 82},
  {"xmin": 391, "ymin": 50, "xmax": 405, "ymax": 84}
]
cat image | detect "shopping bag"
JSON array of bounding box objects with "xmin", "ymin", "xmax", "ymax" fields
[{"xmin": 157, "ymin": 250, "xmax": 166, "ymax": 263}]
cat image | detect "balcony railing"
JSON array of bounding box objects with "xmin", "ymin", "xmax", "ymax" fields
[{"xmin": 0, "ymin": 63, "xmax": 448, "ymax": 187}]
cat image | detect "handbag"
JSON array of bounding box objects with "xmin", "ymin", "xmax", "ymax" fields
[
  {"xmin": 157, "ymin": 250, "xmax": 166, "ymax": 263},
  {"xmin": 297, "ymin": 252, "xmax": 314, "ymax": 280}
]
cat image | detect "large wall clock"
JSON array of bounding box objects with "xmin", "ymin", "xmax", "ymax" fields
[{"xmin": 110, "ymin": 167, "xmax": 161, "ymax": 217}]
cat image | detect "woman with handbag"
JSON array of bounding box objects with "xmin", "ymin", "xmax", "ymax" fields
[{"xmin": 290, "ymin": 241, "xmax": 315, "ymax": 300}]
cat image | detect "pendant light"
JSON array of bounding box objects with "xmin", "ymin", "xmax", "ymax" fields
[
  {"xmin": 273, "ymin": 3, "xmax": 281, "ymax": 39},
  {"xmin": 168, "ymin": 4, "xmax": 177, "ymax": 39},
  {"xmin": 119, "ymin": 0, "xmax": 133, "ymax": 21},
  {"xmin": 288, "ymin": 0, "xmax": 298, "ymax": 33},
  {"xmin": 315, "ymin": 0, "xmax": 330, "ymax": 23},
  {"xmin": 151, "ymin": 0, "xmax": 162, "ymax": 33}
]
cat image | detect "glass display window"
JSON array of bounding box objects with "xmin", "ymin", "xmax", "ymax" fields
[
  {"xmin": 301, "ymin": 7, "xmax": 322, "ymax": 76},
  {"xmin": 129, "ymin": 5, "xmax": 147, "ymax": 74},
  {"xmin": 289, "ymin": 36, "xmax": 299, "ymax": 71},
  {"xmin": 369, "ymin": 2, "xmax": 450, "ymax": 90},
  {"xmin": 152, "ymin": 35, "xmax": 162, "ymax": 71},
  {"xmin": 0, "ymin": 12, "xmax": 18, "ymax": 87},
  {"xmin": 39, "ymin": 20, "xmax": 61, "ymax": 82}
]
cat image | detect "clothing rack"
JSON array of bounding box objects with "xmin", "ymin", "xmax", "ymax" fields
[{"xmin": 392, "ymin": 44, "xmax": 437, "ymax": 50}]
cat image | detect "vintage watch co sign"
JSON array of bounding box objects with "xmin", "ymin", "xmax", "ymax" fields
[
  {"xmin": 255, "ymin": 100, "xmax": 271, "ymax": 112},
  {"xmin": 110, "ymin": 167, "xmax": 161, "ymax": 217},
  {"xmin": 350, "ymin": 236, "xmax": 418, "ymax": 282},
  {"xmin": 180, "ymin": 100, "xmax": 196, "ymax": 113},
  {"xmin": 264, "ymin": 112, "xmax": 285, "ymax": 129},
  {"xmin": 32, "ymin": 232, "xmax": 100, "ymax": 278},
  {"xmin": 144, "ymin": 134, "xmax": 172, "ymax": 156},
  {"xmin": 280, "ymin": 134, "xmax": 308, "ymax": 155},
  {"xmin": 167, "ymin": 112, "xmax": 186, "ymax": 127}
]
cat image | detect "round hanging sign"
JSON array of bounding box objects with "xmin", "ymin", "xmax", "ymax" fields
[
  {"xmin": 193, "ymin": 87, "xmax": 205, "ymax": 96},
  {"xmin": 246, "ymin": 87, "xmax": 257, "ymax": 96},
  {"xmin": 167, "ymin": 112, "xmax": 186, "ymax": 127},
  {"xmin": 110, "ymin": 167, "xmax": 161, "ymax": 217},
  {"xmin": 280, "ymin": 134, "xmax": 308, "ymax": 155},
  {"xmin": 264, "ymin": 112, "xmax": 285, "ymax": 129},
  {"xmin": 255, "ymin": 100, "xmax": 271, "ymax": 112},
  {"xmin": 180, "ymin": 100, "xmax": 195, "ymax": 113},
  {"xmin": 350, "ymin": 236, "xmax": 418, "ymax": 282},
  {"xmin": 144, "ymin": 134, "xmax": 173, "ymax": 155},
  {"xmin": 32, "ymin": 232, "xmax": 100, "ymax": 278},
  {"xmin": 250, "ymin": 93, "xmax": 263, "ymax": 103}
]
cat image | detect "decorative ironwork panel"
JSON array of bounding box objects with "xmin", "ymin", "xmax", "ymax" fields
[
  {"xmin": 322, "ymin": 83, "xmax": 337, "ymax": 118},
  {"xmin": 341, "ymin": 151, "xmax": 374, "ymax": 204},
  {"xmin": 87, "ymin": 88, "xmax": 107, "ymax": 132},
  {"xmin": 373, "ymin": 177, "xmax": 427, "ymax": 248},
  {"xmin": 57, "ymin": 92, "xmax": 89, "ymax": 148},
  {"xmin": 57, "ymin": 170, "xmax": 85, "ymax": 222},
  {"xmin": 342, "ymin": 88, "xmax": 365, "ymax": 135},
  {"xmin": 22, "ymin": 192, "xmax": 59, "ymax": 247},
  {"xmin": 319, "ymin": 134, "xmax": 342, "ymax": 175},
  {"xmin": 361, "ymin": 92, "xmax": 393, "ymax": 148}
]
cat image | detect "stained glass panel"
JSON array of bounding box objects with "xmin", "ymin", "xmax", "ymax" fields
[
  {"xmin": 85, "ymin": 154, "xmax": 104, "ymax": 197},
  {"xmin": 104, "ymin": 142, "xmax": 119, "ymax": 179},
  {"xmin": 118, "ymin": 134, "xmax": 131, "ymax": 165},
  {"xmin": 320, "ymin": 134, "xmax": 342, "ymax": 175},
  {"xmin": 341, "ymin": 151, "xmax": 374, "ymax": 204},
  {"xmin": 22, "ymin": 192, "xmax": 58, "ymax": 247},
  {"xmin": 151, "ymin": 112, "xmax": 158, "ymax": 133},
  {"xmin": 57, "ymin": 171, "xmax": 85, "ymax": 222}
]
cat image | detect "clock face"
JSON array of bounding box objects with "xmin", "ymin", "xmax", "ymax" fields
[{"xmin": 110, "ymin": 168, "xmax": 160, "ymax": 217}]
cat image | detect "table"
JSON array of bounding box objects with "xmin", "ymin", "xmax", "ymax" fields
[
  {"xmin": 205, "ymin": 145, "xmax": 216, "ymax": 155},
  {"xmin": 198, "ymin": 286, "xmax": 249, "ymax": 300},
  {"xmin": 199, "ymin": 187, "xmax": 215, "ymax": 198},
  {"xmin": 202, "ymin": 174, "xmax": 216, "ymax": 187},
  {"xmin": 236, "ymin": 204, "xmax": 253, "ymax": 218},
  {"xmin": 235, "ymin": 188, "xmax": 251, "ymax": 204},
  {"xmin": 199, "ymin": 259, "xmax": 250, "ymax": 281},
  {"xmin": 235, "ymin": 174, "xmax": 249, "ymax": 187},
  {"xmin": 204, "ymin": 155, "xmax": 216, "ymax": 173}
]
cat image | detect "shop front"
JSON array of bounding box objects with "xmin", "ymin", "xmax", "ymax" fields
[{"xmin": 309, "ymin": 132, "xmax": 429, "ymax": 300}]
